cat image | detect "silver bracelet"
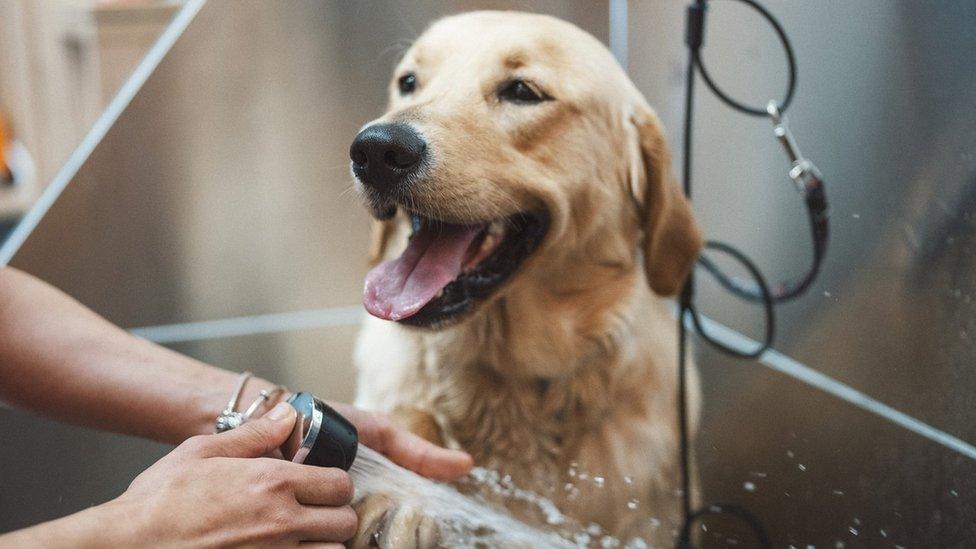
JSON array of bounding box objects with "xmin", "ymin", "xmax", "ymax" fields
[
  {"xmin": 241, "ymin": 386, "xmax": 285, "ymax": 422},
  {"xmin": 214, "ymin": 371, "xmax": 252, "ymax": 433},
  {"xmin": 214, "ymin": 372, "xmax": 285, "ymax": 433}
]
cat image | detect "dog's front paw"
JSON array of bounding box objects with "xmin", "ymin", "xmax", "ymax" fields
[{"xmin": 351, "ymin": 493, "xmax": 441, "ymax": 549}]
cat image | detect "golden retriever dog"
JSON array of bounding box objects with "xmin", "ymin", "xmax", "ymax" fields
[{"xmin": 348, "ymin": 10, "xmax": 702, "ymax": 547}]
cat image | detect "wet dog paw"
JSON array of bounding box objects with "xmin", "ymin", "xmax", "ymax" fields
[{"xmin": 351, "ymin": 493, "xmax": 441, "ymax": 548}]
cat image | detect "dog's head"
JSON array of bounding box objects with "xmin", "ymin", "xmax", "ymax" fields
[{"xmin": 350, "ymin": 11, "xmax": 701, "ymax": 329}]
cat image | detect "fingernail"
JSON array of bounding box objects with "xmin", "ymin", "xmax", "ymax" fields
[{"xmin": 267, "ymin": 402, "xmax": 292, "ymax": 421}]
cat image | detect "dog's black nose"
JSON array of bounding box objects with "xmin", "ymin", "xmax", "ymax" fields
[{"xmin": 350, "ymin": 123, "xmax": 426, "ymax": 191}]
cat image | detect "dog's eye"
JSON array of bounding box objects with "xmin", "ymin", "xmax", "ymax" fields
[
  {"xmin": 398, "ymin": 73, "xmax": 417, "ymax": 95},
  {"xmin": 498, "ymin": 79, "xmax": 548, "ymax": 104}
]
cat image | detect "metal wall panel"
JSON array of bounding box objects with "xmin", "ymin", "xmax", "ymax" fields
[
  {"xmin": 627, "ymin": 1, "xmax": 976, "ymax": 546},
  {"xmin": 4, "ymin": 0, "xmax": 976, "ymax": 546}
]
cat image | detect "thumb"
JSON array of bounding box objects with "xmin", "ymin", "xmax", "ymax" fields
[{"xmin": 200, "ymin": 402, "xmax": 296, "ymax": 458}]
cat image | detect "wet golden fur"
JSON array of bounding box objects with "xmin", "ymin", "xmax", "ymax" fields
[{"xmin": 352, "ymin": 11, "xmax": 702, "ymax": 547}]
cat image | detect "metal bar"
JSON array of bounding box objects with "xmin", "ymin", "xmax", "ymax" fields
[
  {"xmin": 129, "ymin": 302, "xmax": 976, "ymax": 462},
  {"xmin": 689, "ymin": 314, "xmax": 976, "ymax": 461},
  {"xmin": 0, "ymin": 0, "xmax": 208, "ymax": 266},
  {"xmin": 129, "ymin": 305, "xmax": 363, "ymax": 344},
  {"xmin": 609, "ymin": 0, "xmax": 628, "ymax": 70}
]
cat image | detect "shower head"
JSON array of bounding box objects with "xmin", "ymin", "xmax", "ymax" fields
[{"xmin": 280, "ymin": 392, "xmax": 358, "ymax": 470}]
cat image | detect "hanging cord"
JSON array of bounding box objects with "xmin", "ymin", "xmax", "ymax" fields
[
  {"xmin": 691, "ymin": 0, "xmax": 827, "ymax": 307},
  {"xmin": 675, "ymin": 0, "xmax": 829, "ymax": 546}
]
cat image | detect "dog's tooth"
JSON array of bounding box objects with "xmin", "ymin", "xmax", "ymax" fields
[
  {"xmin": 488, "ymin": 220, "xmax": 505, "ymax": 236},
  {"xmin": 435, "ymin": 288, "xmax": 444, "ymax": 299},
  {"xmin": 481, "ymin": 233, "xmax": 497, "ymax": 252}
]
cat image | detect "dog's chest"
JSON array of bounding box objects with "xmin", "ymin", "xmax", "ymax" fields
[
  {"xmin": 425, "ymin": 356, "xmax": 581, "ymax": 471},
  {"xmin": 352, "ymin": 308, "xmax": 689, "ymax": 540}
]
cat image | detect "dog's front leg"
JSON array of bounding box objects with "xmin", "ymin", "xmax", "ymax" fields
[
  {"xmin": 350, "ymin": 407, "xmax": 448, "ymax": 548},
  {"xmin": 351, "ymin": 493, "xmax": 440, "ymax": 549}
]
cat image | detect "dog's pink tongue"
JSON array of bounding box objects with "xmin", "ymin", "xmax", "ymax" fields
[{"xmin": 364, "ymin": 223, "xmax": 482, "ymax": 321}]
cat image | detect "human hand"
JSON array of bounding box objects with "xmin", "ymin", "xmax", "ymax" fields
[
  {"xmin": 114, "ymin": 402, "xmax": 357, "ymax": 547},
  {"xmin": 235, "ymin": 379, "xmax": 472, "ymax": 481}
]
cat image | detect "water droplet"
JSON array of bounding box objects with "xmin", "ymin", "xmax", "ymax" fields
[
  {"xmin": 853, "ymin": 517, "xmax": 861, "ymax": 525},
  {"xmin": 564, "ymin": 482, "xmax": 574, "ymax": 492},
  {"xmin": 701, "ymin": 523, "xmax": 708, "ymax": 532},
  {"xmin": 824, "ymin": 291, "xmax": 832, "ymax": 297},
  {"xmin": 649, "ymin": 517, "xmax": 661, "ymax": 529},
  {"xmin": 832, "ymin": 489, "xmax": 845, "ymax": 496},
  {"xmin": 579, "ymin": 472, "xmax": 589, "ymax": 481},
  {"xmin": 849, "ymin": 526, "xmax": 859, "ymax": 536},
  {"xmin": 743, "ymin": 481, "xmax": 756, "ymax": 492},
  {"xmin": 623, "ymin": 475, "xmax": 634, "ymax": 485},
  {"xmin": 593, "ymin": 476, "xmax": 605, "ymax": 488},
  {"xmin": 798, "ymin": 463, "xmax": 807, "ymax": 472},
  {"xmin": 587, "ymin": 523, "xmax": 602, "ymax": 536},
  {"xmin": 749, "ymin": 471, "xmax": 768, "ymax": 478},
  {"xmin": 880, "ymin": 529, "xmax": 888, "ymax": 538},
  {"xmin": 626, "ymin": 537, "xmax": 648, "ymax": 549},
  {"xmin": 787, "ymin": 450, "xmax": 795, "ymax": 458},
  {"xmin": 600, "ymin": 534, "xmax": 620, "ymax": 548},
  {"xmin": 950, "ymin": 489, "xmax": 959, "ymax": 497},
  {"xmin": 852, "ymin": 213, "xmax": 860, "ymax": 219},
  {"xmin": 627, "ymin": 498, "xmax": 639, "ymax": 510}
]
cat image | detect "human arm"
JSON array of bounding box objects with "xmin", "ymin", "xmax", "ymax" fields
[{"xmin": 0, "ymin": 266, "xmax": 471, "ymax": 477}]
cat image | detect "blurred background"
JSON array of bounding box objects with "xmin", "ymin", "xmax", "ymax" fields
[{"xmin": 0, "ymin": 0, "xmax": 974, "ymax": 546}]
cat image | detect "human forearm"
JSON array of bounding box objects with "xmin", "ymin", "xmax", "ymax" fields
[
  {"xmin": 0, "ymin": 498, "xmax": 134, "ymax": 548},
  {"xmin": 0, "ymin": 267, "xmax": 473, "ymax": 480},
  {"xmin": 0, "ymin": 267, "xmax": 280, "ymax": 444}
]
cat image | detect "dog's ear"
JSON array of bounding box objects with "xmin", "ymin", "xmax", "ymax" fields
[
  {"xmin": 628, "ymin": 105, "xmax": 703, "ymax": 296},
  {"xmin": 368, "ymin": 218, "xmax": 397, "ymax": 266}
]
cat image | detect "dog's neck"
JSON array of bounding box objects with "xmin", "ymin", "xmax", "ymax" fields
[
  {"xmin": 426, "ymin": 223, "xmax": 648, "ymax": 379},
  {"xmin": 408, "ymin": 258, "xmax": 674, "ymax": 468}
]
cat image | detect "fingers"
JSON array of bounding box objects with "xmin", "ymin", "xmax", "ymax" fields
[
  {"xmin": 245, "ymin": 459, "xmax": 353, "ymax": 506},
  {"xmin": 337, "ymin": 405, "xmax": 474, "ymax": 481},
  {"xmin": 293, "ymin": 505, "xmax": 358, "ymax": 543},
  {"xmin": 284, "ymin": 464, "xmax": 355, "ymax": 506},
  {"xmin": 205, "ymin": 402, "xmax": 296, "ymax": 458},
  {"xmin": 377, "ymin": 425, "xmax": 474, "ymax": 482},
  {"xmin": 193, "ymin": 402, "xmax": 297, "ymax": 459}
]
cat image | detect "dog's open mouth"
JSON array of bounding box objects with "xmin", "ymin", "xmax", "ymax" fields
[{"xmin": 364, "ymin": 210, "xmax": 549, "ymax": 327}]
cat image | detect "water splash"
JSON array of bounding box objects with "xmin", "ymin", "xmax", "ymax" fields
[
  {"xmin": 466, "ymin": 467, "xmax": 570, "ymax": 527},
  {"xmin": 350, "ymin": 445, "xmax": 575, "ymax": 547}
]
